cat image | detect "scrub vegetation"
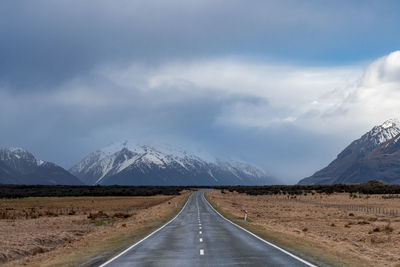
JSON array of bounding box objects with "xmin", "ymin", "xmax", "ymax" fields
[
  {"xmin": 206, "ymin": 188, "xmax": 400, "ymax": 267},
  {"xmin": 0, "ymin": 191, "xmax": 190, "ymax": 266}
]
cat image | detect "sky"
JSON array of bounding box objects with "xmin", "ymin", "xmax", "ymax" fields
[{"xmin": 1, "ymin": 0, "xmax": 400, "ymax": 184}]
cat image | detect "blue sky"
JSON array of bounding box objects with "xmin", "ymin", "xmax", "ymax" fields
[{"xmin": 1, "ymin": 0, "xmax": 400, "ymax": 183}]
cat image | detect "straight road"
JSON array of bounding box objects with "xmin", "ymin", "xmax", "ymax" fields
[{"xmin": 100, "ymin": 191, "xmax": 316, "ymax": 267}]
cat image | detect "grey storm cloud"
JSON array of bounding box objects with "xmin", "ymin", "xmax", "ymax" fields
[
  {"xmin": 1, "ymin": 0, "xmax": 400, "ymax": 184},
  {"xmin": 1, "ymin": 0, "xmax": 400, "ymax": 88}
]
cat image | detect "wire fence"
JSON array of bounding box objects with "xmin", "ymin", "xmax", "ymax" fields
[{"xmin": 268, "ymin": 197, "xmax": 400, "ymax": 217}]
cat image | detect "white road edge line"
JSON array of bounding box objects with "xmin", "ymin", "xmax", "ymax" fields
[
  {"xmin": 202, "ymin": 193, "xmax": 317, "ymax": 267},
  {"xmin": 98, "ymin": 194, "xmax": 192, "ymax": 267}
]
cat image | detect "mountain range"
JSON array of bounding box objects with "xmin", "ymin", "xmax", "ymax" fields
[
  {"xmin": 4, "ymin": 118, "xmax": 400, "ymax": 186},
  {"xmin": 299, "ymin": 119, "xmax": 400, "ymax": 185},
  {"xmin": 0, "ymin": 144, "xmax": 276, "ymax": 186},
  {"xmin": 0, "ymin": 147, "xmax": 83, "ymax": 185},
  {"xmin": 69, "ymin": 143, "xmax": 277, "ymax": 186}
]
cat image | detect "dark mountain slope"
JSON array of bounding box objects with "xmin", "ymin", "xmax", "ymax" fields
[
  {"xmin": 299, "ymin": 119, "xmax": 400, "ymax": 185},
  {"xmin": 0, "ymin": 148, "xmax": 82, "ymax": 185}
]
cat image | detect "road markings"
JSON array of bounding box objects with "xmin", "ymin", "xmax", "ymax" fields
[
  {"xmin": 199, "ymin": 226, "xmax": 202, "ymax": 229},
  {"xmin": 200, "ymin": 249, "xmax": 204, "ymax": 255},
  {"xmin": 98, "ymin": 194, "xmax": 192, "ymax": 267},
  {"xmin": 199, "ymin": 231, "xmax": 202, "ymax": 234},
  {"xmin": 202, "ymin": 193, "xmax": 317, "ymax": 267},
  {"xmin": 199, "ymin": 238, "xmax": 203, "ymax": 242},
  {"xmin": 199, "ymin": 223, "xmax": 201, "ymax": 226}
]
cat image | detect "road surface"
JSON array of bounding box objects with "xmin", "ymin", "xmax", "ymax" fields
[{"xmin": 100, "ymin": 191, "xmax": 316, "ymax": 267}]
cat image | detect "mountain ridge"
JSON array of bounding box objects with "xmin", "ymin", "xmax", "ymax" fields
[
  {"xmin": 298, "ymin": 119, "xmax": 400, "ymax": 185},
  {"xmin": 70, "ymin": 142, "xmax": 277, "ymax": 186},
  {"xmin": 0, "ymin": 147, "xmax": 83, "ymax": 185}
]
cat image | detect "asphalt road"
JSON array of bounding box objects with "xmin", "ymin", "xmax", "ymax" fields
[{"xmin": 100, "ymin": 191, "xmax": 316, "ymax": 267}]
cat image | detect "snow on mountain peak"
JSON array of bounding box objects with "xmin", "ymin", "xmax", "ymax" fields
[
  {"xmin": 98, "ymin": 141, "xmax": 207, "ymax": 164},
  {"xmin": 71, "ymin": 142, "xmax": 205, "ymax": 184},
  {"xmin": 381, "ymin": 118, "xmax": 400, "ymax": 129},
  {"xmin": 99, "ymin": 141, "xmax": 130, "ymax": 155},
  {"xmin": 365, "ymin": 118, "xmax": 400, "ymax": 145},
  {"xmin": 70, "ymin": 142, "xmax": 272, "ymax": 185},
  {"xmin": 8, "ymin": 147, "xmax": 28, "ymax": 153},
  {"xmin": 0, "ymin": 147, "xmax": 45, "ymax": 166}
]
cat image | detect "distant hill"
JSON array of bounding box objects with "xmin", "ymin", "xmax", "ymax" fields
[
  {"xmin": 70, "ymin": 142, "xmax": 278, "ymax": 186},
  {"xmin": 298, "ymin": 119, "xmax": 400, "ymax": 185},
  {"xmin": 0, "ymin": 147, "xmax": 83, "ymax": 185}
]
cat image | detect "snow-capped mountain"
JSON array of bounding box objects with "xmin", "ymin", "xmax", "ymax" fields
[
  {"xmin": 70, "ymin": 142, "xmax": 277, "ymax": 185},
  {"xmin": 0, "ymin": 147, "xmax": 82, "ymax": 185},
  {"xmin": 0, "ymin": 147, "xmax": 44, "ymax": 173},
  {"xmin": 354, "ymin": 118, "xmax": 400, "ymax": 151},
  {"xmin": 298, "ymin": 119, "xmax": 400, "ymax": 185}
]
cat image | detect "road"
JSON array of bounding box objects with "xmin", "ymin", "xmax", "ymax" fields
[{"xmin": 100, "ymin": 191, "xmax": 316, "ymax": 267}]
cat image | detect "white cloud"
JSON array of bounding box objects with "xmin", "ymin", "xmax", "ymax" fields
[
  {"xmin": 96, "ymin": 58, "xmax": 363, "ymax": 132},
  {"xmin": 2, "ymin": 51, "xmax": 399, "ymax": 144},
  {"xmin": 1, "ymin": 50, "xmax": 399, "ymax": 183},
  {"xmin": 337, "ymin": 51, "xmax": 400, "ymax": 130},
  {"xmin": 116, "ymin": 51, "xmax": 399, "ymax": 136}
]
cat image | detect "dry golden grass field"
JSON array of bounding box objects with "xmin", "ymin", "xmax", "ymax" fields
[
  {"xmin": 0, "ymin": 192, "xmax": 189, "ymax": 266},
  {"xmin": 206, "ymin": 190, "xmax": 400, "ymax": 267}
]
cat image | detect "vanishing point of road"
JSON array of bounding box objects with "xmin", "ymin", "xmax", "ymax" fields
[{"xmin": 100, "ymin": 191, "xmax": 316, "ymax": 267}]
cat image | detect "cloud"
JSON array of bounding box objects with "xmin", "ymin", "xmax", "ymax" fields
[
  {"xmin": 341, "ymin": 51, "xmax": 400, "ymax": 127},
  {"xmin": 1, "ymin": 0, "xmax": 400, "ymax": 88},
  {"xmin": 121, "ymin": 51, "xmax": 399, "ymax": 139},
  {"xmin": 1, "ymin": 51, "xmax": 399, "ymax": 183},
  {"xmin": 1, "ymin": 0, "xmax": 400, "ymax": 183},
  {"xmin": 95, "ymin": 58, "xmax": 363, "ymax": 133}
]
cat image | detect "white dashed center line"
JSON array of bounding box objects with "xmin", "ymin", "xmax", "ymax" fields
[
  {"xmin": 199, "ymin": 231, "xmax": 202, "ymax": 234},
  {"xmin": 199, "ymin": 226, "xmax": 202, "ymax": 229},
  {"xmin": 199, "ymin": 238, "xmax": 203, "ymax": 242},
  {"xmin": 200, "ymin": 249, "xmax": 204, "ymax": 255}
]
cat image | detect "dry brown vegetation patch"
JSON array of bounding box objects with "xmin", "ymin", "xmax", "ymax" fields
[
  {"xmin": 0, "ymin": 193, "xmax": 189, "ymax": 266},
  {"xmin": 207, "ymin": 190, "xmax": 400, "ymax": 267}
]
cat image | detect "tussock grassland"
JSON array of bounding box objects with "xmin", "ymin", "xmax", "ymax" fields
[
  {"xmin": 206, "ymin": 190, "xmax": 400, "ymax": 267},
  {"xmin": 0, "ymin": 192, "xmax": 190, "ymax": 266}
]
